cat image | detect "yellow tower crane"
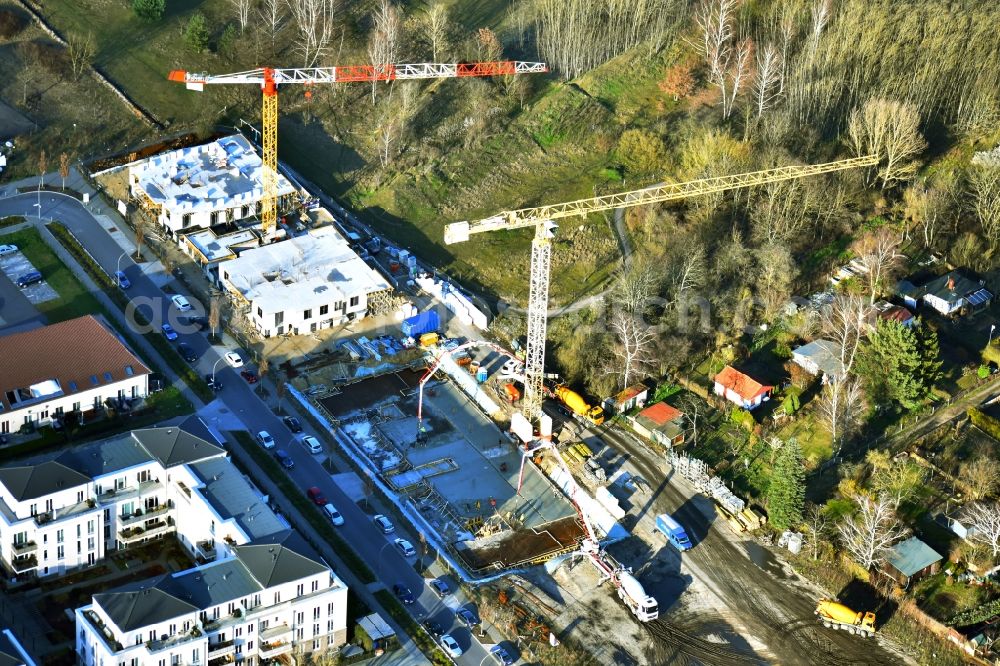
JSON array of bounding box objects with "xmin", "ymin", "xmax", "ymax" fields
[
  {"xmin": 445, "ymin": 154, "xmax": 878, "ymax": 422},
  {"xmin": 168, "ymin": 61, "xmax": 547, "ymax": 236}
]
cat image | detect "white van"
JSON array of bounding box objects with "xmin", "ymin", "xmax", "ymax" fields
[{"xmin": 323, "ymin": 503, "xmax": 345, "ymax": 526}]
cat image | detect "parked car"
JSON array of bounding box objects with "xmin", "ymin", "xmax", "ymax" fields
[
  {"xmin": 170, "ymin": 294, "xmax": 192, "ymax": 311},
  {"xmin": 181, "ymin": 315, "xmax": 209, "ymax": 331},
  {"xmin": 456, "ymin": 608, "xmax": 480, "ymax": 628},
  {"xmin": 240, "ymin": 370, "xmax": 258, "ymax": 384},
  {"xmin": 422, "ymin": 620, "xmax": 444, "ymax": 638},
  {"xmin": 393, "ymin": 583, "xmax": 415, "ymax": 605},
  {"xmin": 161, "ymin": 323, "xmax": 179, "ymax": 341},
  {"xmin": 177, "ymin": 342, "xmax": 197, "ymax": 363},
  {"xmin": 204, "ymin": 374, "xmax": 222, "ymax": 391},
  {"xmin": 307, "ymin": 487, "xmax": 326, "ymax": 505},
  {"xmin": 440, "ymin": 635, "xmax": 462, "ymax": 658},
  {"xmin": 300, "ymin": 435, "xmax": 322, "ymax": 454},
  {"xmin": 489, "ymin": 645, "xmax": 515, "ymax": 666},
  {"xmin": 256, "ymin": 431, "xmax": 275, "ymax": 449},
  {"xmin": 283, "ymin": 416, "xmax": 302, "ymax": 433},
  {"xmin": 274, "ymin": 449, "xmax": 294, "ymax": 470},
  {"xmin": 15, "ymin": 271, "xmax": 43, "ymax": 288},
  {"xmin": 323, "ymin": 503, "xmax": 344, "ymax": 526},
  {"xmin": 114, "ymin": 270, "xmax": 130, "ymax": 289},
  {"xmin": 429, "ymin": 578, "xmax": 450, "ymax": 598},
  {"xmin": 373, "ymin": 514, "xmax": 394, "ymax": 534},
  {"xmin": 394, "ymin": 538, "xmax": 416, "ymax": 557},
  {"xmin": 225, "ymin": 351, "xmax": 244, "ymax": 367},
  {"xmin": 0, "ymin": 244, "xmax": 17, "ymax": 256}
]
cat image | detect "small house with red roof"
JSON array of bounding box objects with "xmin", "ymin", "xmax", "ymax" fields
[
  {"xmin": 713, "ymin": 365, "xmax": 773, "ymax": 410},
  {"xmin": 603, "ymin": 383, "xmax": 649, "ymax": 416},
  {"xmin": 874, "ymin": 301, "xmax": 915, "ymax": 328},
  {"xmin": 630, "ymin": 402, "xmax": 687, "ymax": 447}
]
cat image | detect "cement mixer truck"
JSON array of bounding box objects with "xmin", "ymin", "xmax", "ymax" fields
[
  {"xmin": 617, "ymin": 571, "xmax": 658, "ymax": 622},
  {"xmin": 554, "ymin": 385, "xmax": 605, "ymax": 425},
  {"xmin": 815, "ymin": 599, "xmax": 876, "ymax": 637}
]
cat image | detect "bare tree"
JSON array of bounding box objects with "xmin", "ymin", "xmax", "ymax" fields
[
  {"xmin": 816, "ymin": 377, "xmax": 863, "ymax": 453},
  {"xmin": 695, "ymin": 0, "xmax": 737, "ymax": 116},
  {"xmin": 777, "ymin": 2, "xmax": 798, "ymax": 93},
  {"xmin": 209, "ymin": 296, "xmax": 221, "ymax": 340},
  {"xmin": 847, "ymin": 97, "xmax": 927, "ymax": 190},
  {"xmin": 230, "ymin": 0, "xmax": 252, "ymax": 32},
  {"xmin": 960, "ymin": 456, "xmax": 1000, "ymax": 500},
  {"xmin": 969, "ymin": 166, "xmax": 1000, "ymax": 254},
  {"xmin": 805, "ymin": 503, "xmax": 831, "ymax": 561},
  {"xmin": 611, "ymin": 262, "xmax": 658, "ymax": 314},
  {"xmin": 809, "ymin": 0, "xmax": 832, "ymax": 56},
  {"xmin": 904, "ymin": 182, "xmax": 952, "ymax": 249},
  {"xmin": 423, "ymin": 2, "xmax": 450, "ymax": 61},
  {"xmin": 289, "ymin": 0, "xmax": 339, "ymax": 68},
  {"xmin": 852, "ymin": 227, "xmax": 903, "ymax": 304},
  {"xmin": 259, "ymin": 0, "xmax": 288, "ymax": 58},
  {"xmin": 869, "ymin": 454, "xmax": 926, "ymax": 509},
  {"xmin": 367, "ymin": 0, "xmax": 400, "ymax": 103},
  {"xmin": 967, "ymin": 501, "xmax": 1000, "ymax": 558},
  {"xmin": 375, "ymin": 111, "xmax": 397, "ymax": 167},
  {"xmin": 838, "ymin": 494, "xmax": 908, "ymax": 571},
  {"xmin": 606, "ymin": 309, "xmax": 656, "ymax": 389},
  {"xmin": 753, "ymin": 42, "xmax": 782, "ymax": 118},
  {"xmin": 133, "ymin": 214, "xmax": 145, "ymax": 260},
  {"xmin": 67, "ymin": 31, "xmax": 95, "ymax": 81},
  {"xmin": 38, "ymin": 150, "xmax": 46, "ymax": 189},
  {"xmin": 58, "ymin": 152, "xmax": 70, "ymax": 191},
  {"xmin": 257, "ymin": 355, "xmax": 269, "ymax": 395},
  {"xmin": 666, "ymin": 241, "xmax": 705, "ymax": 311}
]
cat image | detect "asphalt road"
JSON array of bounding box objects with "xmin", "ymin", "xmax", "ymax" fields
[{"xmin": 0, "ymin": 193, "xmax": 502, "ymax": 665}]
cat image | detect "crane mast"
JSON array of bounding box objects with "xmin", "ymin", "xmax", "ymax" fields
[
  {"xmin": 445, "ymin": 154, "xmax": 878, "ymax": 421},
  {"xmin": 168, "ymin": 61, "xmax": 547, "ymax": 236}
]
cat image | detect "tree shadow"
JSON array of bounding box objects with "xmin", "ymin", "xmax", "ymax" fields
[{"xmin": 836, "ymin": 577, "xmax": 899, "ymax": 630}]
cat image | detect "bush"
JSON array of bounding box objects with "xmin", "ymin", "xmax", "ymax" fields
[
  {"xmin": 19, "ymin": 41, "xmax": 70, "ymax": 78},
  {"xmin": 132, "ymin": 0, "xmax": 165, "ymax": 21},
  {"xmin": 0, "ymin": 8, "xmax": 27, "ymax": 39},
  {"xmin": 968, "ymin": 407, "xmax": 1000, "ymax": 441}
]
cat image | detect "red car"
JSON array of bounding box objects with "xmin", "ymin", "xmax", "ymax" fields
[
  {"xmin": 307, "ymin": 487, "xmax": 326, "ymax": 505},
  {"xmin": 240, "ymin": 370, "xmax": 259, "ymax": 384}
]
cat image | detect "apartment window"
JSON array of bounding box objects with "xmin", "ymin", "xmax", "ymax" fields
[
  {"xmin": 77, "ymin": 525, "xmax": 81, "ymax": 538},
  {"xmin": 319, "ymin": 305, "xmax": 328, "ymax": 316},
  {"xmin": 274, "ymin": 591, "xmax": 281, "ymax": 604},
  {"xmin": 56, "ymin": 529, "xmax": 64, "ymax": 544},
  {"xmin": 72, "ymin": 401, "xmax": 81, "ymax": 412},
  {"xmin": 257, "ymin": 306, "xmax": 263, "ymax": 318},
  {"xmin": 296, "ymin": 584, "xmax": 304, "ymax": 596},
  {"xmin": 77, "ymin": 491, "xmax": 84, "ymax": 503},
  {"xmin": 297, "ymin": 612, "xmax": 304, "ymax": 625},
  {"xmin": 87, "ymin": 537, "xmax": 95, "ymax": 550},
  {"xmin": 88, "ymin": 520, "xmax": 95, "ymax": 535},
  {"xmin": 125, "ymin": 365, "xmax": 134, "ymax": 377},
  {"xmin": 313, "ymin": 639, "xmax": 321, "ymax": 650},
  {"xmin": 172, "ymin": 656, "xmax": 180, "ymax": 666},
  {"xmin": 312, "ymin": 580, "xmax": 319, "ymax": 592},
  {"xmin": 242, "ymin": 205, "xmax": 250, "ymax": 218},
  {"xmin": 297, "ymin": 628, "xmax": 304, "ymax": 640},
  {"xmin": 327, "ymin": 602, "xmax": 335, "ymax": 614},
  {"xmin": 274, "ymin": 311, "xmax": 284, "ymax": 326},
  {"xmin": 349, "ymin": 296, "xmax": 359, "ymax": 307},
  {"xmin": 116, "ymin": 478, "xmax": 126, "ymax": 490},
  {"xmin": 46, "ymin": 499, "xmax": 53, "ymax": 513},
  {"xmin": 103, "ymin": 372, "xmax": 113, "ymax": 383},
  {"xmin": 43, "ymin": 550, "xmax": 47, "ymax": 560},
  {"xmin": 138, "ymin": 470, "xmax": 150, "ymax": 483},
  {"xmin": 12, "ymin": 532, "xmax": 27, "ymax": 545},
  {"xmin": 303, "ymin": 309, "xmax": 312, "ymax": 320},
  {"xmin": 56, "ymin": 545, "xmax": 64, "ymax": 559},
  {"xmin": 247, "ymin": 641, "xmax": 254, "ymax": 651},
  {"xmin": 182, "ymin": 214, "xmax": 192, "ymax": 228},
  {"xmin": 313, "ymin": 607, "xmax": 320, "ymax": 620},
  {"xmin": 312, "ymin": 623, "xmax": 319, "ymax": 637},
  {"xmin": 30, "ymin": 504, "xmax": 37, "ymax": 516},
  {"xmin": 327, "ymin": 620, "xmax": 334, "ymax": 632}
]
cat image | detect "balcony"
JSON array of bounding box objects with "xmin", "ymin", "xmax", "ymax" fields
[
  {"xmin": 208, "ymin": 638, "xmax": 236, "ymax": 657},
  {"xmin": 195, "ymin": 539, "xmax": 217, "ymax": 563},
  {"xmin": 208, "ymin": 656, "xmax": 235, "ymax": 666},
  {"xmin": 260, "ymin": 656, "xmax": 292, "ymax": 666},
  {"xmin": 97, "ymin": 479, "xmax": 160, "ymax": 505},
  {"xmin": 119, "ymin": 503, "xmax": 172, "ymax": 527},
  {"xmin": 11, "ymin": 555, "xmax": 37, "ymax": 572},
  {"xmin": 118, "ymin": 519, "xmax": 173, "ymax": 544},
  {"xmin": 83, "ymin": 610, "xmax": 125, "ymax": 653},
  {"xmin": 11, "ymin": 540, "xmax": 37, "ymax": 555},
  {"xmin": 202, "ymin": 610, "xmax": 243, "ymax": 633},
  {"xmin": 259, "ymin": 623, "xmax": 292, "ymax": 642},
  {"xmin": 146, "ymin": 626, "xmax": 203, "ymax": 653},
  {"xmin": 258, "ymin": 639, "xmax": 292, "ymax": 659}
]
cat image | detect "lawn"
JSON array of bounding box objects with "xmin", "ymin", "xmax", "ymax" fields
[
  {"xmin": 776, "ymin": 408, "xmax": 833, "ymax": 467},
  {"xmin": 913, "ymin": 573, "xmax": 989, "ymax": 623},
  {"xmin": 0, "ymin": 226, "xmax": 103, "ymax": 322}
]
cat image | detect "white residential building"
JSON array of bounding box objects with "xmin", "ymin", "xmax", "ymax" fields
[
  {"xmin": 0, "ymin": 425, "xmax": 287, "ymax": 578},
  {"xmin": 129, "ymin": 135, "xmax": 296, "ymax": 238},
  {"xmin": 0, "ymin": 316, "xmax": 149, "ymax": 436},
  {"xmin": 76, "ymin": 534, "xmax": 348, "ymax": 666},
  {"xmin": 221, "ymin": 226, "xmax": 391, "ymax": 337}
]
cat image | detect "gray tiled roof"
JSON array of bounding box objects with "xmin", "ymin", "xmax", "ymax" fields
[
  {"xmin": 94, "ymin": 575, "xmax": 199, "ymax": 632},
  {"xmin": 234, "ymin": 540, "xmax": 327, "ymax": 588},
  {"xmin": 189, "ymin": 458, "xmax": 286, "ymax": 541},
  {"xmin": 56, "ymin": 435, "xmax": 153, "ymax": 479},
  {"xmin": 0, "ymin": 461, "xmax": 90, "ymax": 501},
  {"xmin": 887, "ymin": 536, "xmax": 942, "ymax": 577},
  {"xmin": 131, "ymin": 428, "xmax": 225, "ymax": 468},
  {"xmin": 157, "ymin": 558, "xmax": 261, "ymax": 610}
]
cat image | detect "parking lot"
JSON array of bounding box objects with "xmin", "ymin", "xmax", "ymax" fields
[{"xmin": 0, "ymin": 250, "xmax": 59, "ymax": 304}]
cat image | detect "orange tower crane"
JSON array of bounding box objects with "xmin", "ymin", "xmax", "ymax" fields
[{"xmin": 168, "ymin": 61, "xmax": 547, "ymax": 236}]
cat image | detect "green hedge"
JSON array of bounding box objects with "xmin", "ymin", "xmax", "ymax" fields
[
  {"xmin": 968, "ymin": 407, "xmax": 1000, "ymax": 442},
  {"xmin": 951, "ymin": 597, "xmax": 1000, "ymax": 626},
  {"xmin": 47, "ymin": 222, "xmax": 213, "ymax": 403},
  {"xmin": 229, "ymin": 431, "xmax": 376, "ymax": 583},
  {"xmin": 373, "ymin": 589, "xmax": 451, "ymax": 665}
]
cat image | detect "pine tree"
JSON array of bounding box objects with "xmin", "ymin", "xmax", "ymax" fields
[
  {"xmin": 184, "ymin": 13, "xmax": 210, "ymax": 53},
  {"xmin": 768, "ymin": 438, "xmax": 805, "ymax": 530},
  {"xmin": 132, "ymin": 0, "xmax": 165, "ymax": 21},
  {"xmin": 857, "ymin": 318, "xmax": 941, "ymax": 408}
]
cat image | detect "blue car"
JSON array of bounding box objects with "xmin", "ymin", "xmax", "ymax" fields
[
  {"xmin": 15, "ymin": 271, "xmax": 42, "ymax": 288},
  {"xmin": 274, "ymin": 449, "xmax": 295, "ymax": 470},
  {"xmin": 115, "ymin": 270, "xmax": 130, "ymax": 289},
  {"xmin": 161, "ymin": 323, "xmax": 179, "ymax": 341}
]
